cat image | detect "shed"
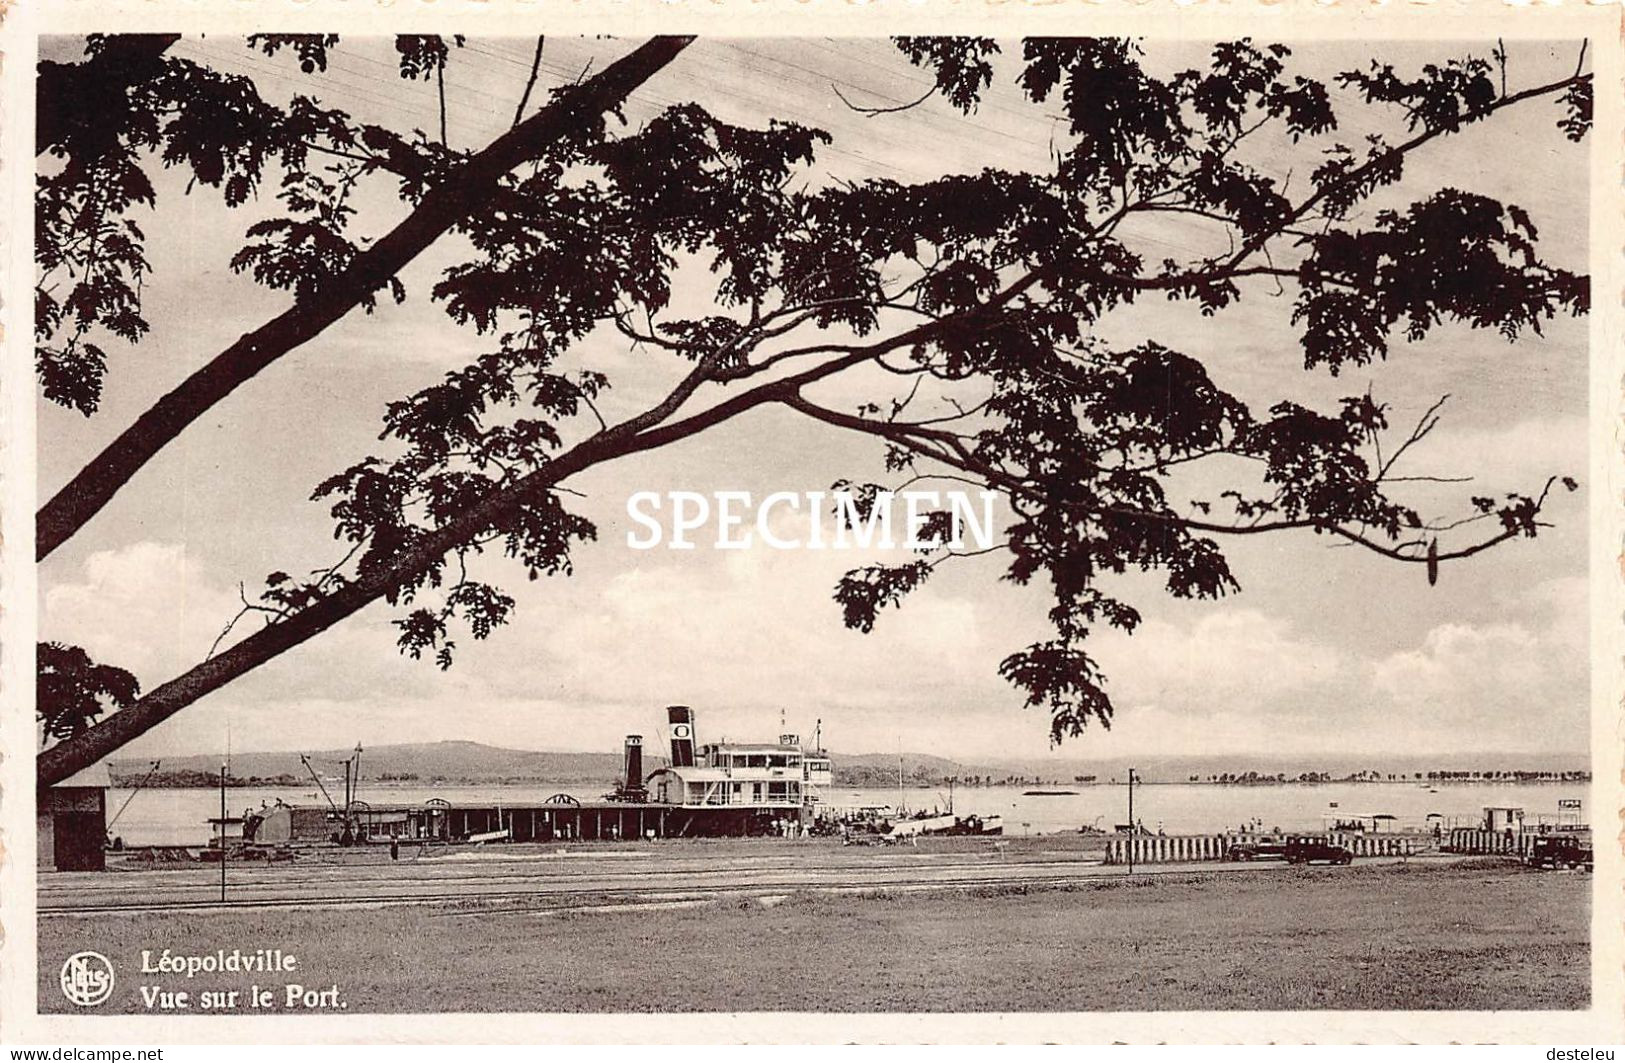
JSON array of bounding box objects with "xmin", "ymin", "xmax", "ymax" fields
[{"xmin": 37, "ymin": 762, "xmax": 111, "ymax": 872}]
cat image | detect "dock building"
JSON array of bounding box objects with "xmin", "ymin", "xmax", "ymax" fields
[{"xmin": 243, "ymin": 706, "xmax": 834, "ymax": 846}]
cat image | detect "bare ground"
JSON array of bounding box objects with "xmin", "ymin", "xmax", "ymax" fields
[{"xmin": 38, "ymin": 861, "xmax": 1587, "ymax": 1013}]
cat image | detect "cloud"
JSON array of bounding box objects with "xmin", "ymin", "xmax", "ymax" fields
[
  {"xmin": 1068, "ymin": 570, "xmax": 1587, "ymax": 758},
  {"xmin": 40, "ymin": 521, "xmax": 1584, "ymax": 764},
  {"xmin": 1367, "ymin": 575, "xmax": 1587, "ymax": 747},
  {"xmin": 527, "ymin": 510, "xmax": 1014, "ymax": 719},
  {"xmin": 42, "ymin": 541, "xmax": 242, "ymax": 681},
  {"xmin": 1400, "ymin": 415, "xmax": 1588, "ymax": 504},
  {"xmin": 1095, "ymin": 608, "xmax": 1346, "ymax": 719},
  {"xmin": 40, "ymin": 539, "xmax": 427, "ymax": 719},
  {"xmin": 1373, "ymin": 623, "xmax": 1543, "ymax": 712}
]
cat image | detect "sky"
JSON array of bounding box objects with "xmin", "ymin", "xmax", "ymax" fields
[{"xmin": 36, "ymin": 37, "xmax": 1592, "ymax": 765}]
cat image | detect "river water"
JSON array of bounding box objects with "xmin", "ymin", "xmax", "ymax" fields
[{"xmin": 103, "ymin": 781, "xmax": 1592, "ymax": 847}]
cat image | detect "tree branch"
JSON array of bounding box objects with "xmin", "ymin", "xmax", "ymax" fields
[
  {"xmin": 513, "ymin": 37, "xmax": 545, "ymax": 128},
  {"xmin": 1076, "ymin": 69, "xmax": 1591, "ymax": 299},
  {"xmin": 832, "ymin": 82, "xmax": 936, "ymax": 117},
  {"xmin": 1211, "ymin": 70, "xmax": 1591, "ymax": 281},
  {"xmin": 36, "ymin": 275, "xmax": 983, "ymax": 786},
  {"xmin": 784, "ymin": 398, "xmax": 1559, "ymax": 577},
  {"xmin": 36, "ymin": 36, "xmax": 696, "ymax": 562},
  {"xmin": 436, "ymin": 60, "xmax": 449, "ymax": 147}
]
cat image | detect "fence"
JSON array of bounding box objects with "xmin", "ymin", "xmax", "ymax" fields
[
  {"xmin": 1101, "ymin": 831, "xmax": 1420, "ymax": 865},
  {"xmin": 1441, "ymin": 828, "xmax": 1530, "ymax": 855},
  {"xmin": 1101, "ymin": 834, "xmax": 1228, "ymax": 865},
  {"xmin": 1327, "ymin": 832, "xmax": 1417, "ymax": 857}
]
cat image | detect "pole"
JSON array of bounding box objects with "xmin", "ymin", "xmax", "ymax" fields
[
  {"xmin": 342, "ymin": 758, "xmax": 356, "ymax": 845},
  {"xmin": 219, "ymin": 760, "xmax": 227, "ymax": 901},
  {"xmin": 300, "ymin": 754, "xmax": 338, "ymax": 811},
  {"xmin": 108, "ymin": 759, "xmax": 161, "ymax": 832},
  {"xmin": 1127, "ymin": 767, "xmax": 1136, "ymax": 875}
]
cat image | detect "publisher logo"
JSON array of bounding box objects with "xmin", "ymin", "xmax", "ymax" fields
[{"xmin": 60, "ymin": 951, "xmax": 114, "ymax": 1007}]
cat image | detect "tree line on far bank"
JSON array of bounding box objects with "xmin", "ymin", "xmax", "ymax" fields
[
  {"xmin": 104, "ymin": 764, "xmax": 1589, "ymax": 790},
  {"xmin": 1189, "ymin": 769, "xmax": 1590, "ymax": 785}
]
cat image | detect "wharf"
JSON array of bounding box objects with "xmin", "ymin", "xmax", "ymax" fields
[{"xmin": 39, "ymin": 835, "xmax": 1470, "ymax": 916}]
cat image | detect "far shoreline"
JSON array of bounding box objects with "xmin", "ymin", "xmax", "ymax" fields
[{"xmin": 108, "ymin": 776, "xmax": 1594, "ymax": 791}]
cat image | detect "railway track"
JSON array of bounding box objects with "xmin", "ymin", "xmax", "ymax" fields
[
  {"xmin": 40, "ymin": 867, "xmax": 1108, "ymax": 915},
  {"xmin": 41, "ymin": 851, "xmax": 1083, "ymax": 890},
  {"xmin": 36, "ymin": 852, "xmax": 1109, "ymax": 903},
  {"xmin": 39, "ymin": 856, "xmax": 1413, "ymax": 916}
]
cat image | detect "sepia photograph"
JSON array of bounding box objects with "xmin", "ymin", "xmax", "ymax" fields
[{"xmin": 9, "ymin": 10, "xmax": 1621, "ymax": 1044}]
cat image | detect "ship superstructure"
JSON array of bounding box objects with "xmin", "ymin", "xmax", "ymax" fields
[{"xmin": 647, "ymin": 706, "xmax": 833, "ymax": 816}]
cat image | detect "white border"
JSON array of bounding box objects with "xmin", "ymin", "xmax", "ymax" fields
[{"xmin": 3, "ymin": 1, "xmax": 1620, "ymax": 1044}]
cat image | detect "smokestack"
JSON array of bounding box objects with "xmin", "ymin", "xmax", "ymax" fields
[
  {"xmin": 667, "ymin": 705, "xmax": 696, "ymax": 767},
  {"xmin": 624, "ymin": 735, "xmax": 643, "ymax": 790}
]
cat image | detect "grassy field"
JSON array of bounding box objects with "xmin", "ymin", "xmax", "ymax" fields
[{"xmin": 38, "ymin": 862, "xmax": 1587, "ymax": 1013}]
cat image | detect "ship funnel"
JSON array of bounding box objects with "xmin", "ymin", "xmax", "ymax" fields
[
  {"xmin": 667, "ymin": 705, "xmax": 697, "ymax": 767},
  {"xmin": 624, "ymin": 735, "xmax": 643, "ymax": 790}
]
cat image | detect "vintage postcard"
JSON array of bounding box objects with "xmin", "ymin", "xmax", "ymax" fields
[{"xmin": 1, "ymin": 0, "xmax": 1622, "ymax": 1046}]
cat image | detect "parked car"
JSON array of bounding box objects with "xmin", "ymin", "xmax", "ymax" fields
[
  {"xmin": 1226, "ymin": 839, "xmax": 1287, "ymax": 861},
  {"xmin": 1284, "ymin": 836, "xmax": 1354, "ymax": 865},
  {"xmin": 1527, "ymin": 835, "xmax": 1593, "ymax": 872}
]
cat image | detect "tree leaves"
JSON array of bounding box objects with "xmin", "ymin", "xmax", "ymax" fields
[
  {"xmin": 247, "ymin": 34, "xmax": 339, "ymax": 74},
  {"xmin": 593, "ymin": 104, "xmax": 830, "ymax": 310},
  {"xmin": 894, "ymin": 37, "xmax": 999, "ymax": 112},
  {"xmin": 998, "ymin": 641, "xmax": 1114, "ymax": 742},
  {"xmin": 1294, "ymin": 189, "xmax": 1587, "ymax": 371},
  {"xmin": 395, "ymin": 36, "xmax": 464, "ymax": 81},
  {"xmin": 1558, "ymin": 79, "xmax": 1592, "ymax": 142},
  {"xmin": 834, "ymin": 561, "xmax": 933, "ymax": 633},
  {"xmin": 1338, "ymin": 57, "xmax": 1497, "ymax": 135},
  {"xmin": 34, "ymin": 35, "xmax": 412, "ymax": 412},
  {"xmin": 35, "ymin": 149, "xmax": 154, "ymax": 413},
  {"xmin": 38, "ymin": 642, "xmax": 140, "ymax": 744},
  {"xmin": 1023, "ymin": 38, "xmax": 1190, "ymax": 196},
  {"xmin": 155, "ymin": 59, "xmax": 287, "ymax": 204},
  {"xmin": 1084, "ymin": 342, "xmax": 1250, "ymax": 457},
  {"xmin": 230, "ymin": 169, "xmax": 409, "ymax": 308},
  {"xmin": 37, "ymin": 341, "xmax": 110, "ymax": 416}
]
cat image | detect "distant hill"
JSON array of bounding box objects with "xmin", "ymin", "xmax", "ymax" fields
[
  {"xmin": 828, "ymin": 752, "xmax": 977, "ymax": 789},
  {"xmin": 109, "ymin": 740, "xmax": 1591, "ymax": 790},
  {"xmin": 111, "ymin": 741, "xmax": 661, "ymax": 788}
]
